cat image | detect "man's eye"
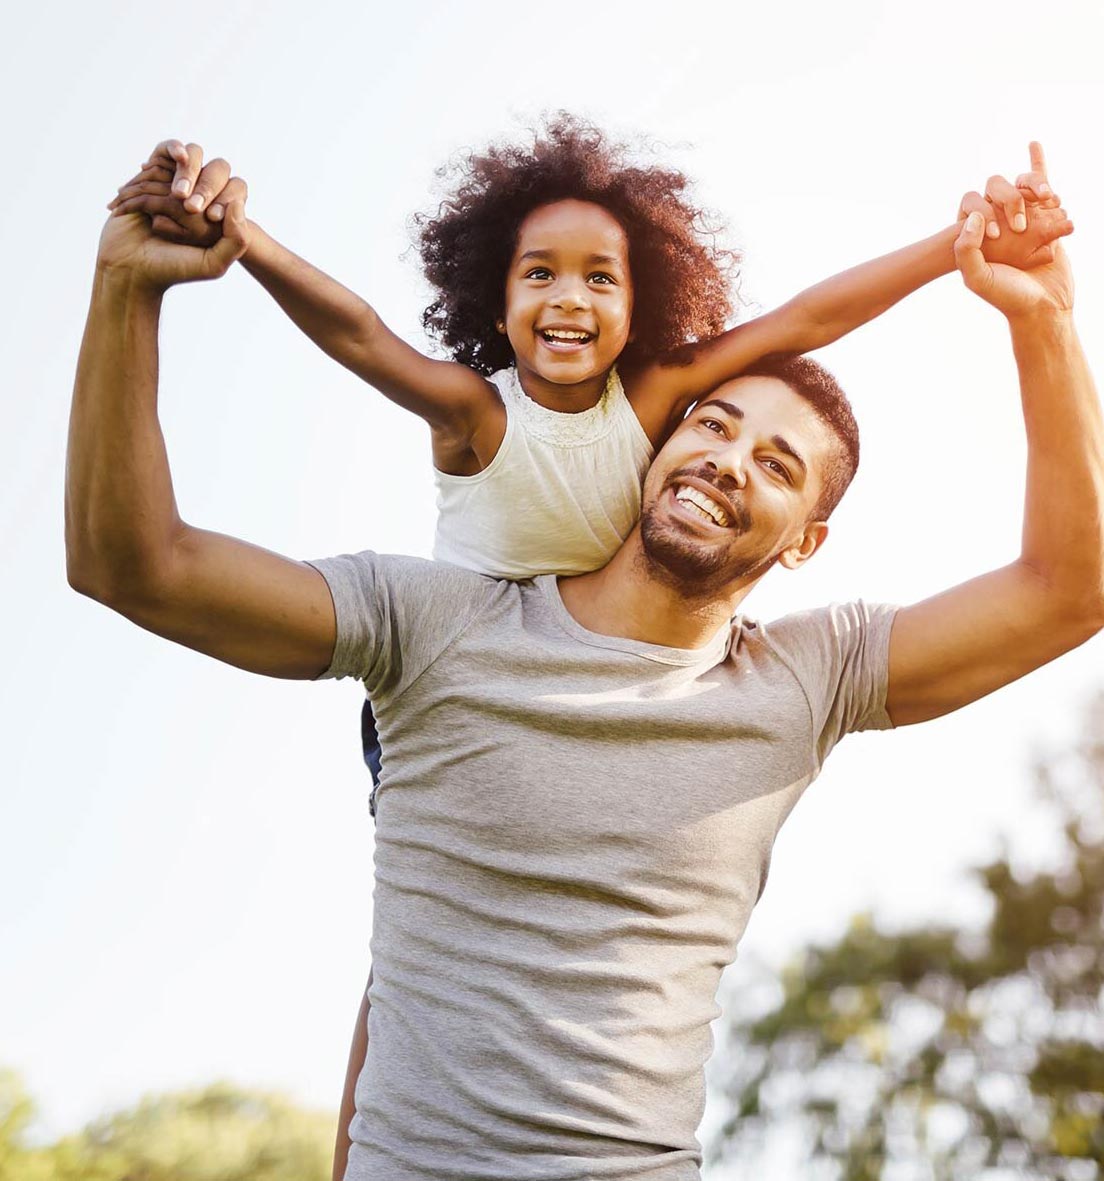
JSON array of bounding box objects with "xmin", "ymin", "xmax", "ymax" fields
[{"xmin": 763, "ymin": 458, "xmax": 791, "ymax": 482}]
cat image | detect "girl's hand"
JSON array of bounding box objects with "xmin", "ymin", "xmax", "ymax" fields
[
  {"xmin": 108, "ymin": 138, "xmax": 249, "ymax": 249},
  {"xmin": 956, "ymin": 142, "xmax": 1072, "ymax": 271}
]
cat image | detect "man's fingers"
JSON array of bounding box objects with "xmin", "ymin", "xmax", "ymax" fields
[
  {"xmin": 171, "ymin": 142, "xmax": 204, "ymax": 200},
  {"xmin": 206, "ymin": 176, "xmax": 248, "ymax": 222},
  {"xmin": 184, "ymin": 157, "xmax": 232, "ymax": 214},
  {"xmin": 957, "ymin": 190, "xmax": 999, "ymax": 239},
  {"xmin": 985, "ymin": 174, "xmax": 1027, "ymax": 233}
]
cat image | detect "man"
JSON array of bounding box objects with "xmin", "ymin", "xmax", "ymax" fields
[{"xmin": 68, "ymin": 152, "xmax": 1103, "ymax": 1180}]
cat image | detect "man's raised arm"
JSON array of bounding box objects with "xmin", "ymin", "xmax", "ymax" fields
[
  {"xmin": 66, "ymin": 181, "xmax": 338, "ymax": 680},
  {"xmin": 886, "ymin": 191, "xmax": 1104, "ymax": 726}
]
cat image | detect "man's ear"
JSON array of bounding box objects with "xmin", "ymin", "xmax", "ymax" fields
[{"xmin": 778, "ymin": 521, "xmax": 829, "ymax": 570}]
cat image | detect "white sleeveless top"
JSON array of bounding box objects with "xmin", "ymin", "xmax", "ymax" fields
[{"xmin": 432, "ymin": 367, "xmax": 655, "ymax": 578}]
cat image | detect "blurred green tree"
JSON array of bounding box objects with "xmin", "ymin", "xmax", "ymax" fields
[
  {"xmin": 0, "ymin": 1078, "xmax": 333, "ymax": 1181},
  {"xmin": 707, "ymin": 695, "xmax": 1104, "ymax": 1180}
]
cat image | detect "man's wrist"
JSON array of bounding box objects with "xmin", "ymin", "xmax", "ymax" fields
[
  {"xmin": 92, "ymin": 261, "xmax": 167, "ymax": 308},
  {"xmin": 1007, "ymin": 305, "xmax": 1075, "ymax": 335}
]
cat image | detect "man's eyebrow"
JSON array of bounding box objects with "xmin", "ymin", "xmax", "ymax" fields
[
  {"xmin": 771, "ymin": 434, "xmax": 807, "ymax": 477},
  {"xmin": 697, "ymin": 399, "xmax": 744, "ymax": 420}
]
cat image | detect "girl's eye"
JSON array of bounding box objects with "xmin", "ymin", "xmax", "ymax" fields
[
  {"xmin": 589, "ymin": 272, "xmax": 614, "ymax": 285},
  {"xmin": 525, "ymin": 268, "xmax": 553, "ymax": 280},
  {"xmin": 701, "ymin": 418, "xmax": 724, "ymax": 434}
]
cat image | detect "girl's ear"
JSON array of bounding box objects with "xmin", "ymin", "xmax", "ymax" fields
[{"xmin": 495, "ymin": 318, "xmax": 507, "ymax": 335}]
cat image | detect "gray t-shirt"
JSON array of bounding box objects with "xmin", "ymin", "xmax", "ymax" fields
[{"xmin": 311, "ymin": 552, "xmax": 897, "ymax": 1181}]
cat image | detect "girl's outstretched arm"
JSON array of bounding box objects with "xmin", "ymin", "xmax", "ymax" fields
[
  {"xmin": 111, "ymin": 141, "xmax": 500, "ymax": 461},
  {"xmin": 628, "ymin": 145, "xmax": 1071, "ymax": 444}
]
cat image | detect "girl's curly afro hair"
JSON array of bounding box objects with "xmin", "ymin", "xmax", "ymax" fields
[{"xmin": 416, "ymin": 114, "xmax": 737, "ymax": 375}]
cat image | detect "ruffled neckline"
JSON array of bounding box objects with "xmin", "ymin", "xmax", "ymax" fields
[{"xmin": 493, "ymin": 367, "xmax": 626, "ymax": 447}]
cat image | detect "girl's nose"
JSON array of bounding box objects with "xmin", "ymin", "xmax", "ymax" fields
[{"xmin": 550, "ymin": 277, "xmax": 590, "ymax": 311}]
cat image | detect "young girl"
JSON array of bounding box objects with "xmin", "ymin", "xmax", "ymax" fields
[{"xmin": 110, "ymin": 119, "xmax": 1061, "ymax": 799}]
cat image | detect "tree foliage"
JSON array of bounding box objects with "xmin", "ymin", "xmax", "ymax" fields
[
  {"xmin": 0, "ymin": 1076, "xmax": 334, "ymax": 1181},
  {"xmin": 708, "ymin": 695, "xmax": 1104, "ymax": 1181}
]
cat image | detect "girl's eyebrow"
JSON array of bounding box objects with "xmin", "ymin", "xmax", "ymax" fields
[{"xmin": 516, "ymin": 249, "xmax": 625, "ymax": 266}]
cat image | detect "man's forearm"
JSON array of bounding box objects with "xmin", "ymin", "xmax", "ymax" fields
[
  {"xmin": 65, "ymin": 269, "xmax": 177, "ymax": 600},
  {"xmin": 1013, "ymin": 310, "xmax": 1104, "ymax": 610},
  {"xmin": 241, "ymin": 225, "xmax": 383, "ymax": 379}
]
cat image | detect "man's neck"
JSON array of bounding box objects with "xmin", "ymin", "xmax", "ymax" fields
[{"xmin": 557, "ymin": 535, "xmax": 754, "ymax": 650}]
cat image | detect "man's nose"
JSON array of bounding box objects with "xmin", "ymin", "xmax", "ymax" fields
[{"xmin": 708, "ymin": 447, "xmax": 748, "ymax": 490}]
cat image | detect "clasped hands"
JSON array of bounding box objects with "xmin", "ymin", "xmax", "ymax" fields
[{"xmin": 104, "ymin": 138, "xmax": 1074, "ymax": 312}]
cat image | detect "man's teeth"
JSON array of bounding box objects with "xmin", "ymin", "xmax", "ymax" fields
[
  {"xmin": 541, "ymin": 329, "xmax": 591, "ymax": 342},
  {"xmin": 675, "ymin": 486, "xmax": 730, "ymax": 527}
]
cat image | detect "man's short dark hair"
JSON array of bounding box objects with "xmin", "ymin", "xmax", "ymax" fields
[{"xmin": 741, "ymin": 354, "xmax": 859, "ymax": 520}]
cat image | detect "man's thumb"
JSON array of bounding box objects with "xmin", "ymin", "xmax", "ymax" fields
[
  {"xmin": 208, "ymin": 199, "xmax": 249, "ymax": 275},
  {"xmin": 954, "ymin": 211, "xmax": 990, "ymax": 292}
]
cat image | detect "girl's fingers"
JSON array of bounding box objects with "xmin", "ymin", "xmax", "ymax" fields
[
  {"xmin": 108, "ymin": 178, "xmax": 175, "ymax": 209},
  {"xmin": 150, "ymin": 215, "xmax": 195, "ymax": 243},
  {"xmin": 141, "ymin": 139, "xmax": 189, "ymax": 172},
  {"xmin": 985, "ymin": 173, "xmax": 1027, "ymax": 233}
]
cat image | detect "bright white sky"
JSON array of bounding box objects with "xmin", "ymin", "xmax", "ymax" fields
[{"xmin": 3, "ymin": 0, "xmax": 1103, "ymax": 1152}]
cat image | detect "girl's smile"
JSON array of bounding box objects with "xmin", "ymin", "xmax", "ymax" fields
[{"xmin": 502, "ymin": 199, "xmax": 634, "ymax": 411}]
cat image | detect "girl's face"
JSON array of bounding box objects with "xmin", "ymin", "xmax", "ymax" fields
[{"xmin": 502, "ymin": 199, "xmax": 634, "ymax": 405}]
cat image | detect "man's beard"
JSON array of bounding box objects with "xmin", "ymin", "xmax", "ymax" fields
[{"xmin": 639, "ymin": 467, "xmax": 778, "ymax": 595}]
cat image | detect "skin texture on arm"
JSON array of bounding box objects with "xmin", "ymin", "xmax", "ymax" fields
[
  {"xmin": 628, "ymin": 206, "xmax": 1070, "ymax": 443},
  {"xmin": 66, "ymin": 197, "xmax": 339, "ymax": 679},
  {"xmin": 110, "ymin": 142, "xmax": 499, "ymax": 467},
  {"xmin": 332, "ymin": 974, "xmax": 371, "ymax": 1181},
  {"xmin": 886, "ymin": 204, "xmax": 1104, "ymax": 726}
]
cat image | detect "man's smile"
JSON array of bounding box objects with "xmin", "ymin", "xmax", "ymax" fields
[{"xmin": 668, "ymin": 475, "xmax": 742, "ymax": 530}]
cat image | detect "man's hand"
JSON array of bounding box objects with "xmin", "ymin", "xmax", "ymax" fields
[
  {"xmin": 107, "ymin": 138, "xmax": 250, "ymax": 254},
  {"xmin": 956, "ymin": 207, "xmax": 1074, "ymax": 321},
  {"xmin": 957, "ymin": 142, "xmax": 1072, "ymax": 271},
  {"xmin": 100, "ymin": 141, "xmax": 248, "ymax": 291}
]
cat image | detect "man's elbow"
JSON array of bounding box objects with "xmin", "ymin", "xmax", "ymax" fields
[{"xmin": 65, "ymin": 542, "xmax": 168, "ymax": 616}]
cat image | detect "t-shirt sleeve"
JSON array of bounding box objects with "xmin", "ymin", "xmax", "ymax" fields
[
  {"xmin": 759, "ymin": 600, "xmax": 898, "ymax": 766},
  {"xmin": 305, "ymin": 552, "xmax": 497, "ymax": 702}
]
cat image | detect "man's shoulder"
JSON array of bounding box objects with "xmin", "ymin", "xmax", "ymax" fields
[
  {"xmin": 749, "ymin": 600, "xmax": 897, "ymax": 643},
  {"xmin": 308, "ymin": 551, "xmax": 519, "ymax": 690},
  {"xmin": 310, "ymin": 550, "xmax": 506, "ymax": 603}
]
